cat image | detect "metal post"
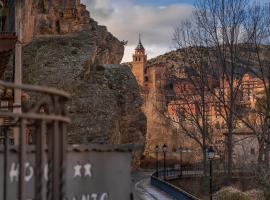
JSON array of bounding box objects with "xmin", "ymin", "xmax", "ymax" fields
[
  {"xmin": 60, "ymin": 122, "xmax": 67, "ymax": 200},
  {"xmin": 35, "ymin": 121, "xmax": 46, "ymax": 200},
  {"xmin": 14, "ymin": 0, "xmax": 22, "ymax": 145},
  {"xmin": 3, "ymin": 127, "xmax": 8, "ymax": 200},
  {"xmin": 156, "ymin": 150, "xmax": 159, "ymax": 177},
  {"xmin": 210, "ymin": 159, "xmax": 213, "ymax": 200},
  {"xmin": 180, "ymin": 150, "xmax": 183, "ymax": 176},
  {"xmin": 52, "ymin": 120, "xmax": 60, "ymax": 200},
  {"xmin": 18, "ymin": 119, "xmax": 26, "ymax": 200},
  {"xmin": 163, "ymin": 151, "xmax": 166, "ymax": 180}
]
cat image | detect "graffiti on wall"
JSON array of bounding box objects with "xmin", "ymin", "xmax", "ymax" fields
[{"xmin": 0, "ymin": 150, "xmax": 131, "ymax": 200}]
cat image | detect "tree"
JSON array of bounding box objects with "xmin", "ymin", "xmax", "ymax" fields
[
  {"xmin": 173, "ymin": 0, "xmax": 261, "ymax": 181},
  {"xmin": 230, "ymin": 2, "xmax": 270, "ymax": 168},
  {"xmin": 170, "ymin": 21, "xmax": 217, "ymax": 174}
]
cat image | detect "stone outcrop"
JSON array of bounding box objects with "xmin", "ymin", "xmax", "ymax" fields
[
  {"xmin": 22, "ymin": 0, "xmax": 93, "ymax": 43},
  {"xmin": 20, "ymin": 32, "xmax": 146, "ymax": 146},
  {"xmin": 4, "ymin": 0, "xmax": 146, "ymax": 148}
]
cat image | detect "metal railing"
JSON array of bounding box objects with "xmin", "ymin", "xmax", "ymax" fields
[
  {"xmin": 0, "ymin": 80, "xmax": 70, "ymax": 200},
  {"xmin": 151, "ymin": 171, "xmax": 201, "ymax": 200},
  {"xmin": 151, "ymin": 164, "xmax": 256, "ymax": 200}
]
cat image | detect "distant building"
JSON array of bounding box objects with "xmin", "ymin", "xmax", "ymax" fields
[
  {"xmin": 131, "ymin": 35, "xmax": 147, "ymax": 87},
  {"xmin": 222, "ymin": 128, "xmax": 259, "ymax": 166},
  {"xmin": 130, "ymin": 37, "xmax": 266, "ymax": 164}
]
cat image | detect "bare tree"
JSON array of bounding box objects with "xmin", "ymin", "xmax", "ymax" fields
[
  {"xmin": 237, "ymin": 2, "xmax": 270, "ymax": 167},
  {"xmin": 170, "ymin": 21, "xmax": 217, "ymax": 174},
  {"xmin": 171, "ymin": 0, "xmax": 262, "ymax": 182}
]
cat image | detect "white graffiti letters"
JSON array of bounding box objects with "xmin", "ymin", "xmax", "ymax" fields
[
  {"xmin": 9, "ymin": 162, "xmax": 19, "ymax": 182},
  {"xmin": 72, "ymin": 193, "xmax": 109, "ymax": 200},
  {"xmin": 73, "ymin": 163, "xmax": 92, "ymax": 179},
  {"xmin": 10, "ymin": 162, "xmax": 34, "ymax": 182},
  {"xmin": 9, "ymin": 162, "xmax": 43, "ymax": 183},
  {"xmin": 84, "ymin": 163, "xmax": 92, "ymax": 178},
  {"xmin": 74, "ymin": 164, "xmax": 82, "ymax": 178},
  {"xmin": 44, "ymin": 164, "xmax": 48, "ymax": 181},
  {"xmin": 25, "ymin": 162, "xmax": 34, "ymax": 182},
  {"xmin": 100, "ymin": 193, "xmax": 109, "ymax": 200}
]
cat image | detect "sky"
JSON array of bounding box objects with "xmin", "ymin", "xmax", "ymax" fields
[{"xmin": 81, "ymin": 0, "xmax": 195, "ymax": 62}]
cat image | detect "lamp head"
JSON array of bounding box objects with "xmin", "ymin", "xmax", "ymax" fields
[
  {"xmin": 207, "ymin": 146, "xmax": 215, "ymax": 160},
  {"xmin": 162, "ymin": 144, "xmax": 168, "ymax": 153},
  {"xmin": 155, "ymin": 145, "xmax": 159, "ymax": 152}
]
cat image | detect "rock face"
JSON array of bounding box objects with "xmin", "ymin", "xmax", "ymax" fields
[
  {"xmin": 11, "ymin": 0, "xmax": 147, "ymax": 160},
  {"xmin": 22, "ymin": 0, "xmax": 93, "ymax": 43},
  {"xmin": 21, "ymin": 33, "xmax": 146, "ymax": 146}
]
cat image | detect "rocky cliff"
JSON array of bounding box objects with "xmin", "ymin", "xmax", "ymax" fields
[
  {"xmin": 12, "ymin": 1, "xmax": 147, "ymax": 147},
  {"xmin": 22, "ymin": 0, "xmax": 91, "ymax": 42}
]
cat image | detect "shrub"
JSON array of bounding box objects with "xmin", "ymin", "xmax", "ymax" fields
[{"xmin": 214, "ymin": 187, "xmax": 252, "ymax": 200}]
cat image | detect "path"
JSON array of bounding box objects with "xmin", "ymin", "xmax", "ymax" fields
[{"xmin": 132, "ymin": 170, "xmax": 175, "ymax": 200}]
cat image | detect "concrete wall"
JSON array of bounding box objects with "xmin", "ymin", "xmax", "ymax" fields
[{"xmin": 0, "ymin": 146, "xmax": 132, "ymax": 200}]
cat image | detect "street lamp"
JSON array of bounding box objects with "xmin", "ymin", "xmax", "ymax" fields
[
  {"xmin": 176, "ymin": 146, "xmax": 183, "ymax": 177},
  {"xmin": 162, "ymin": 144, "xmax": 168, "ymax": 180},
  {"xmin": 207, "ymin": 146, "xmax": 215, "ymax": 200},
  {"xmin": 155, "ymin": 145, "xmax": 159, "ymax": 177}
]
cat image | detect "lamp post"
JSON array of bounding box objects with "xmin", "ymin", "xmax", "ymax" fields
[
  {"xmin": 155, "ymin": 145, "xmax": 159, "ymax": 177},
  {"xmin": 176, "ymin": 146, "xmax": 183, "ymax": 177},
  {"xmin": 207, "ymin": 146, "xmax": 215, "ymax": 200},
  {"xmin": 162, "ymin": 144, "xmax": 168, "ymax": 180}
]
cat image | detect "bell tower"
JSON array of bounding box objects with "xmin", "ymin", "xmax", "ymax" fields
[{"xmin": 132, "ymin": 34, "xmax": 147, "ymax": 87}]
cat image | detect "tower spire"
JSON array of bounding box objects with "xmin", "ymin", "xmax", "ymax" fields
[{"xmin": 136, "ymin": 33, "xmax": 145, "ymax": 51}]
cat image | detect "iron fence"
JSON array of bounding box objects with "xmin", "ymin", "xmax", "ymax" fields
[{"xmin": 0, "ymin": 80, "xmax": 70, "ymax": 200}]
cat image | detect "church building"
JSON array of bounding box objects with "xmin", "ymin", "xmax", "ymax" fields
[{"xmin": 131, "ymin": 35, "xmax": 147, "ymax": 87}]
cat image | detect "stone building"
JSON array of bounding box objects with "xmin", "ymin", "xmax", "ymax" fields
[
  {"xmin": 130, "ymin": 41, "xmax": 267, "ymax": 164},
  {"xmin": 131, "ymin": 35, "xmax": 147, "ymax": 87},
  {"xmin": 131, "ymin": 37, "xmax": 193, "ymax": 160}
]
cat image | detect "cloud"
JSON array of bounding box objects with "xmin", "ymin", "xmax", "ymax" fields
[{"xmin": 81, "ymin": 0, "xmax": 194, "ymax": 62}]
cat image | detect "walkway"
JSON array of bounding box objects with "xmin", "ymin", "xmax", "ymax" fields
[{"xmin": 132, "ymin": 171, "xmax": 175, "ymax": 200}]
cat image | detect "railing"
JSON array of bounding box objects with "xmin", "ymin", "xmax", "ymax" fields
[
  {"xmin": 151, "ymin": 171, "xmax": 201, "ymax": 200},
  {"xmin": 151, "ymin": 165, "xmax": 256, "ymax": 200},
  {"xmin": 0, "ymin": 80, "xmax": 70, "ymax": 200}
]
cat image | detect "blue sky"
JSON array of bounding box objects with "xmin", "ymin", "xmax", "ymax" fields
[{"xmin": 82, "ymin": 0, "xmax": 195, "ymax": 62}]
